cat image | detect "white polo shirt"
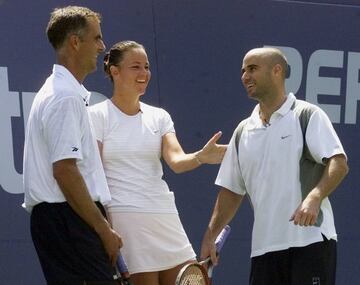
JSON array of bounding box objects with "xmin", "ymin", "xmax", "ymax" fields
[
  {"xmin": 23, "ymin": 65, "xmax": 111, "ymax": 212},
  {"xmin": 216, "ymin": 93, "xmax": 346, "ymax": 257},
  {"xmin": 89, "ymin": 100, "xmax": 177, "ymax": 214}
]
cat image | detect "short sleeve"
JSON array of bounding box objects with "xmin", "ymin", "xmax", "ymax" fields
[
  {"xmin": 305, "ymin": 108, "xmax": 347, "ymax": 164},
  {"xmin": 159, "ymin": 108, "xmax": 175, "ymax": 136},
  {"xmin": 215, "ymin": 129, "xmax": 247, "ymax": 195},
  {"xmin": 43, "ymin": 97, "xmax": 84, "ymax": 163}
]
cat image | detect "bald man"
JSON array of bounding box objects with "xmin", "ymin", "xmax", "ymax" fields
[{"xmin": 200, "ymin": 47, "xmax": 348, "ymax": 285}]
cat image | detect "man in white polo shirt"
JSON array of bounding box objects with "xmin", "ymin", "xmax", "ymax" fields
[
  {"xmin": 200, "ymin": 47, "xmax": 349, "ymax": 285},
  {"xmin": 22, "ymin": 6, "xmax": 122, "ymax": 284}
]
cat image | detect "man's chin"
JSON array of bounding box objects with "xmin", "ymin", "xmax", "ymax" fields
[{"xmin": 247, "ymin": 93, "xmax": 259, "ymax": 101}]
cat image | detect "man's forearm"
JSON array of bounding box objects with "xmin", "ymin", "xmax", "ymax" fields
[
  {"xmin": 53, "ymin": 159, "xmax": 110, "ymax": 233},
  {"xmin": 207, "ymin": 188, "xmax": 243, "ymax": 239},
  {"xmin": 311, "ymin": 154, "xmax": 349, "ymax": 200}
]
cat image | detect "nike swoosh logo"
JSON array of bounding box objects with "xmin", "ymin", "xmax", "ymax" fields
[{"xmin": 281, "ymin": 135, "xmax": 291, "ymax": 139}]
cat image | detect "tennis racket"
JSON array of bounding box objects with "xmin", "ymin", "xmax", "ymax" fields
[
  {"xmin": 175, "ymin": 225, "xmax": 231, "ymax": 285},
  {"xmin": 115, "ymin": 253, "xmax": 133, "ymax": 285}
]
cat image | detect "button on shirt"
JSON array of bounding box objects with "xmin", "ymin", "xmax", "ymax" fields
[
  {"xmin": 215, "ymin": 93, "xmax": 346, "ymax": 257},
  {"xmin": 23, "ymin": 64, "xmax": 111, "ymax": 212}
]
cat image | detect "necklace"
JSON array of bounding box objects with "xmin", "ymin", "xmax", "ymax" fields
[{"xmin": 259, "ymin": 110, "xmax": 271, "ymax": 127}]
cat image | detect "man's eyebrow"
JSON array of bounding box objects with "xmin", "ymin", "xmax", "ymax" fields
[
  {"xmin": 241, "ymin": 64, "xmax": 257, "ymax": 73},
  {"xmin": 247, "ymin": 64, "xmax": 258, "ymax": 69}
]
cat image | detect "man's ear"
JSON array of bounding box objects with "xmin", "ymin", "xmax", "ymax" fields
[
  {"xmin": 68, "ymin": 34, "xmax": 81, "ymax": 51},
  {"xmin": 273, "ymin": 63, "xmax": 283, "ymax": 77}
]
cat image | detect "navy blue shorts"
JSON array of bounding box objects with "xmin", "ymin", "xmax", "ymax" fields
[
  {"xmin": 250, "ymin": 236, "xmax": 337, "ymax": 285},
  {"xmin": 31, "ymin": 202, "xmax": 118, "ymax": 285}
]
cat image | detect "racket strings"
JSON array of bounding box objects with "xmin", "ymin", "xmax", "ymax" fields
[{"xmin": 178, "ymin": 265, "xmax": 208, "ymax": 285}]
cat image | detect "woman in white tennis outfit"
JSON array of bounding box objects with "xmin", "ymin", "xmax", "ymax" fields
[{"xmin": 89, "ymin": 40, "xmax": 226, "ymax": 285}]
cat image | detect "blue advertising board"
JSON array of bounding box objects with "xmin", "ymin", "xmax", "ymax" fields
[{"xmin": 0, "ymin": 0, "xmax": 359, "ymax": 284}]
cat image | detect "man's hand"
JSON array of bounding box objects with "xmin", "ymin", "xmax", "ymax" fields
[
  {"xmin": 96, "ymin": 222, "xmax": 123, "ymax": 266},
  {"xmin": 200, "ymin": 230, "xmax": 219, "ymax": 266},
  {"xmin": 290, "ymin": 193, "xmax": 321, "ymax": 226}
]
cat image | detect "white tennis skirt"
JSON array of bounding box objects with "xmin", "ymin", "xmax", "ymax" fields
[{"xmin": 109, "ymin": 212, "xmax": 196, "ymax": 274}]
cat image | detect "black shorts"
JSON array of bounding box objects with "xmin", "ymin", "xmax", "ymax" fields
[
  {"xmin": 250, "ymin": 236, "xmax": 337, "ymax": 285},
  {"xmin": 30, "ymin": 202, "xmax": 118, "ymax": 285}
]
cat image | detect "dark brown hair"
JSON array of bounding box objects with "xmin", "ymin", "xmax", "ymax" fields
[
  {"xmin": 46, "ymin": 6, "xmax": 101, "ymax": 50},
  {"xmin": 103, "ymin": 40, "xmax": 145, "ymax": 82}
]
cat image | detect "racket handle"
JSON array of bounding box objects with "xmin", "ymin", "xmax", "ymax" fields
[
  {"xmin": 207, "ymin": 225, "xmax": 231, "ymax": 282},
  {"xmin": 116, "ymin": 254, "xmax": 130, "ymax": 279},
  {"xmin": 215, "ymin": 225, "xmax": 231, "ymax": 253}
]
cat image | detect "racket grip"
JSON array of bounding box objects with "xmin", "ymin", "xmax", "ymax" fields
[
  {"xmin": 215, "ymin": 225, "xmax": 231, "ymax": 253},
  {"xmin": 116, "ymin": 254, "xmax": 130, "ymax": 279}
]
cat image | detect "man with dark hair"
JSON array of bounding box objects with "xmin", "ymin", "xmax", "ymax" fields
[
  {"xmin": 23, "ymin": 6, "xmax": 122, "ymax": 284},
  {"xmin": 201, "ymin": 47, "xmax": 348, "ymax": 285}
]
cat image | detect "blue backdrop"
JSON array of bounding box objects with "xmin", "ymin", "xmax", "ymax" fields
[{"xmin": 0, "ymin": 0, "xmax": 359, "ymax": 284}]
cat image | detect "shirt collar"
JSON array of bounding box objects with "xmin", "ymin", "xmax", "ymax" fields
[
  {"xmin": 108, "ymin": 100, "xmax": 144, "ymax": 115},
  {"xmin": 53, "ymin": 64, "xmax": 91, "ymax": 106},
  {"xmin": 247, "ymin": 92, "xmax": 297, "ymax": 130},
  {"xmin": 276, "ymin": 92, "xmax": 296, "ymax": 116}
]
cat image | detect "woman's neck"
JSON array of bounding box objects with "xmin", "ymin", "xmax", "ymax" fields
[{"xmin": 111, "ymin": 94, "xmax": 141, "ymax": 115}]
